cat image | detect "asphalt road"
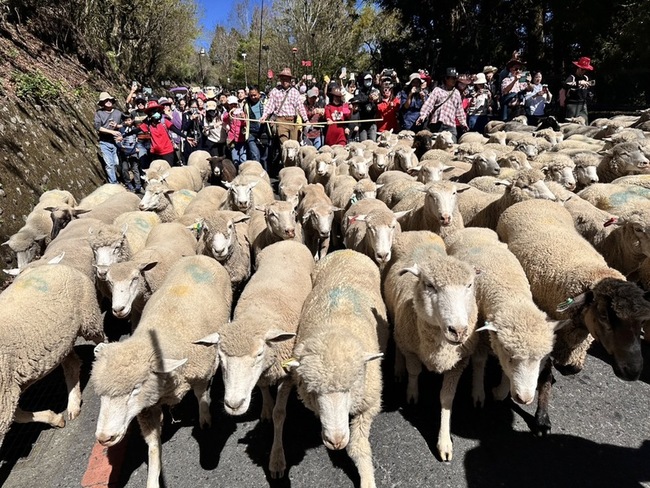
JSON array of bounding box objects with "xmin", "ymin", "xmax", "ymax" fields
[{"xmin": 2, "ymin": 338, "xmax": 650, "ymax": 488}]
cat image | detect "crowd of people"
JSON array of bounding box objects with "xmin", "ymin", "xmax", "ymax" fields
[{"xmin": 93, "ymin": 53, "xmax": 596, "ymax": 188}]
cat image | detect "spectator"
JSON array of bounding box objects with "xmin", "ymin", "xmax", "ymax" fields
[
  {"xmin": 354, "ymin": 72, "xmax": 380, "ymax": 141},
  {"xmin": 117, "ymin": 113, "xmax": 142, "ymax": 193},
  {"xmin": 563, "ymin": 57, "xmax": 594, "ymax": 122},
  {"xmin": 482, "ymin": 65, "xmax": 499, "ymax": 117},
  {"xmin": 224, "ymin": 95, "xmax": 247, "ymax": 166},
  {"xmin": 303, "ymin": 87, "xmax": 325, "ymax": 149},
  {"xmin": 94, "ymin": 91, "xmax": 122, "ymax": 184},
  {"xmin": 260, "ymin": 67, "xmax": 309, "ymax": 144},
  {"xmin": 348, "ymin": 96, "xmax": 362, "ymax": 143},
  {"xmin": 182, "ymin": 99, "xmax": 205, "ymax": 161},
  {"xmin": 135, "ymin": 101, "xmax": 193, "ymax": 166},
  {"xmin": 416, "ymin": 68, "xmax": 468, "ymax": 143},
  {"xmin": 500, "ymin": 58, "xmax": 531, "ymax": 121},
  {"xmin": 398, "ymin": 73, "xmax": 427, "ymax": 131},
  {"xmin": 130, "ymin": 93, "xmax": 150, "ymax": 169},
  {"xmin": 467, "ymin": 72, "xmax": 492, "ymax": 133},
  {"xmin": 237, "ymin": 88, "xmax": 247, "ymax": 108},
  {"xmin": 377, "ymin": 84, "xmax": 401, "ymax": 134},
  {"xmin": 203, "ymin": 99, "xmax": 227, "ymax": 157},
  {"xmin": 159, "ymin": 97, "xmax": 181, "ymax": 163},
  {"xmin": 243, "ymin": 86, "xmax": 271, "ymax": 170},
  {"xmin": 525, "ymin": 72, "xmax": 553, "ymax": 126},
  {"xmin": 324, "ymin": 86, "xmax": 350, "ymax": 147}
]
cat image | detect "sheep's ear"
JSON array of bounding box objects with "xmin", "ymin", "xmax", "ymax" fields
[
  {"xmin": 443, "ymin": 165, "xmax": 455, "ymax": 172},
  {"xmin": 247, "ymin": 181, "xmax": 259, "ymax": 189},
  {"xmin": 223, "ymin": 181, "xmax": 232, "ymax": 189},
  {"xmin": 43, "ymin": 206, "xmax": 56, "ymax": 212},
  {"xmin": 154, "ymin": 358, "xmax": 188, "ymax": 374},
  {"xmin": 375, "ymin": 183, "xmax": 384, "ymax": 189},
  {"xmin": 283, "ymin": 358, "xmax": 300, "ymax": 370},
  {"xmin": 556, "ymin": 292, "xmax": 590, "ymax": 313},
  {"xmin": 399, "ymin": 264, "xmax": 420, "ymax": 277},
  {"xmin": 348, "ymin": 214, "xmax": 367, "ymax": 224},
  {"xmin": 160, "ymin": 172, "xmax": 170, "ymax": 181},
  {"xmin": 94, "ymin": 342, "xmax": 109, "ymax": 358},
  {"xmin": 193, "ymin": 332, "xmax": 220, "ymax": 345},
  {"xmin": 232, "ymin": 214, "xmax": 251, "ymax": 224},
  {"xmin": 255, "ymin": 205, "xmax": 267, "ymax": 212},
  {"xmin": 302, "ymin": 210, "xmax": 313, "ymax": 223},
  {"xmin": 407, "ymin": 166, "xmax": 422, "ymax": 175},
  {"xmin": 3, "ymin": 268, "xmax": 20, "ymax": 276},
  {"xmin": 47, "ymin": 252, "xmax": 65, "ymax": 265},
  {"xmin": 455, "ymin": 184, "xmax": 472, "ymax": 193},
  {"xmin": 138, "ymin": 261, "xmax": 158, "ymax": 272},
  {"xmin": 476, "ymin": 321, "xmax": 498, "ymax": 332},
  {"xmin": 540, "ymin": 165, "xmax": 549, "ymax": 174},
  {"xmin": 265, "ymin": 330, "xmax": 296, "ymax": 344},
  {"xmin": 551, "ymin": 320, "xmax": 571, "ymax": 332},
  {"xmin": 363, "ymin": 352, "xmax": 384, "ymax": 363},
  {"xmin": 34, "ymin": 233, "xmax": 49, "ymax": 243},
  {"xmin": 494, "ymin": 179, "xmax": 512, "ymax": 187},
  {"xmin": 603, "ymin": 216, "xmax": 620, "ymax": 227},
  {"xmin": 121, "ymin": 223, "xmax": 129, "ymax": 237},
  {"xmin": 73, "ymin": 208, "xmax": 92, "ymax": 216},
  {"xmin": 393, "ymin": 209, "xmax": 411, "ymax": 219},
  {"xmin": 1, "ymin": 240, "xmax": 9, "ymax": 246},
  {"xmin": 331, "ymin": 206, "xmax": 342, "ymax": 212}
]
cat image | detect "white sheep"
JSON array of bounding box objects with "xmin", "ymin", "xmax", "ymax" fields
[
  {"xmin": 139, "ymin": 183, "xmax": 197, "ymax": 222},
  {"xmin": 343, "ymin": 199, "xmax": 407, "ymax": 265},
  {"xmin": 445, "ymin": 228, "xmax": 558, "ymax": 407},
  {"xmin": 597, "ymin": 206, "xmax": 650, "ymax": 275},
  {"xmin": 104, "ymin": 222, "xmax": 198, "ymax": 326},
  {"xmin": 467, "ymin": 176, "xmax": 507, "ymax": 194},
  {"xmin": 577, "ymin": 182, "xmax": 650, "ymax": 213},
  {"xmin": 369, "ymin": 147, "xmax": 390, "ymax": 181},
  {"xmin": 247, "ymin": 201, "xmax": 302, "ymax": 265},
  {"xmin": 281, "ymin": 139, "xmax": 301, "ymax": 166},
  {"xmin": 611, "ymin": 174, "xmax": 650, "ymax": 189},
  {"xmin": 196, "ymin": 241, "xmax": 314, "ymax": 478},
  {"xmin": 288, "ymin": 250, "xmax": 388, "ymax": 488},
  {"xmin": 307, "ymin": 152, "xmax": 337, "ymax": 186},
  {"xmin": 382, "ymin": 231, "xmax": 479, "ymax": 461},
  {"xmin": 531, "ymin": 153, "xmax": 577, "ymax": 191},
  {"xmin": 458, "ymin": 132, "xmax": 488, "ymax": 145},
  {"xmin": 497, "ymin": 150, "xmax": 531, "ymax": 170},
  {"xmin": 144, "ymin": 165, "xmax": 204, "ymax": 192},
  {"xmin": 596, "ymin": 141, "xmax": 650, "ymax": 182},
  {"xmin": 239, "ymin": 160, "xmax": 271, "ymax": 185},
  {"xmin": 409, "ymin": 159, "xmax": 455, "ymax": 184},
  {"xmin": 296, "ymin": 184, "xmax": 338, "ymax": 260},
  {"xmin": 222, "ymin": 174, "xmax": 275, "ymax": 215},
  {"xmin": 92, "ymin": 255, "xmax": 232, "ymax": 488},
  {"xmin": 571, "ymin": 151, "xmax": 600, "ymax": 190},
  {"xmin": 0, "ymin": 263, "xmax": 104, "ymax": 448},
  {"xmin": 186, "ymin": 149, "xmax": 212, "ymax": 185},
  {"xmin": 376, "ymin": 178, "xmax": 424, "ymax": 209},
  {"xmin": 432, "ymin": 131, "xmax": 455, "ymax": 151},
  {"xmin": 278, "ymin": 166, "xmax": 308, "ymax": 209},
  {"xmin": 496, "ymin": 199, "xmax": 650, "ymax": 435}
]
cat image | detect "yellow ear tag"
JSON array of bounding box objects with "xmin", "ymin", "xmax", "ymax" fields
[{"xmin": 281, "ymin": 357, "xmax": 297, "ymax": 370}]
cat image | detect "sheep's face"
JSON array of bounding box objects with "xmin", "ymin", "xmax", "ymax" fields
[
  {"xmin": 229, "ymin": 183, "xmax": 256, "ymax": 212},
  {"xmin": 93, "ymin": 242, "xmax": 125, "ymax": 280},
  {"xmin": 218, "ymin": 330, "xmax": 294, "ymax": 416},
  {"xmin": 348, "ymin": 145, "xmax": 365, "ymax": 158},
  {"xmin": 418, "ymin": 164, "xmax": 447, "ymax": 184},
  {"xmin": 472, "ymin": 153, "xmax": 500, "ymax": 177},
  {"xmin": 395, "ymin": 148, "xmax": 417, "ymax": 172},
  {"xmin": 283, "ymin": 144, "xmax": 299, "ymax": 163},
  {"xmin": 509, "ymin": 178, "xmax": 557, "ymax": 202},
  {"xmin": 266, "ymin": 203, "xmax": 297, "ymax": 239},
  {"xmin": 353, "ymin": 184, "xmax": 377, "ymax": 201},
  {"xmin": 316, "ymin": 160, "xmax": 334, "ymax": 177},
  {"xmin": 404, "ymin": 261, "xmax": 477, "ymax": 345},
  {"xmin": 436, "ymin": 132, "xmax": 454, "ymax": 149},
  {"xmin": 302, "ymin": 206, "xmax": 335, "ymax": 239},
  {"xmin": 578, "ymin": 279, "xmax": 648, "ymax": 381},
  {"xmin": 616, "ymin": 147, "xmax": 650, "ymax": 174},
  {"xmin": 209, "ymin": 220, "xmax": 235, "ymax": 261},
  {"xmin": 574, "ymin": 165, "xmax": 599, "ymax": 186},
  {"xmin": 139, "ymin": 186, "xmax": 170, "ymax": 211},
  {"xmin": 349, "ymin": 160, "xmax": 369, "ymax": 181},
  {"xmin": 364, "ymin": 214, "xmax": 398, "ymax": 264},
  {"xmin": 425, "ymin": 184, "xmax": 463, "ymax": 226},
  {"xmin": 93, "ymin": 344, "xmax": 185, "ymax": 447},
  {"xmin": 372, "ymin": 152, "xmax": 388, "ymax": 170},
  {"xmin": 546, "ymin": 166, "xmax": 577, "ymax": 191},
  {"xmin": 7, "ymin": 232, "xmax": 46, "ymax": 269},
  {"xmin": 49, "ymin": 206, "xmax": 77, "ymax": 240},
  {"xmin": 501, "ymin": 153, "xmax": 530, "ymax": 170},
  {"xmin": 279, "ymin": 184, "xmax": 302, "ymax": 209},
  {"xmin": 106, "ymin": 265, "xmax": 145, "ymax": 318},
  {"xmin": 515, "ymin": 143, "xmax": 539, "ymax": 160}
]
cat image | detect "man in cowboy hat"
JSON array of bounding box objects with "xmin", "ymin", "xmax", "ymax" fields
[
  {"xmin": 94, "ymin": 91, "xmax": 123, "ymax": 185},
  {"xmin": 398, "ymin": 72, "xmax": 427, "ymax": 131},
  {"xmin": 259, "ymin": 67, "xmax": 309, "ymax": 173},
  {"xmin": 416, "ymin": 67, "xmax": 468, "ymax": 142},
  {"xmin": 500, "ymin": 58, "xmax": 532, "ymax": 121},
  {"xmin": 563, "ymin": 56, "xmax": 595, "ymax": 122}
]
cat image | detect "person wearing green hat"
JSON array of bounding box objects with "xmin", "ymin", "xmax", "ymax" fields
[{"xmin": 94, "ymin": 91, "xmax": 123, "ymax": 184}]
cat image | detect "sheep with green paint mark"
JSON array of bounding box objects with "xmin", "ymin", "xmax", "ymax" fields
[
  {"xmin": 578, "ymin": 182, "xmax": 650, "ymax": 213},
  {"xmin": 0, "ymin": 263, "xmax": 104, "ymax": 449},
  {"xmin": 92, "ymin": 255, "xmax": 231, "ymax": 488},
  {"xmin": 288, "ymin": 250, "xmax": 388, "ymax": 488},
  {"xmin": 139, "ymin": 183, "xmax": 197, "ymax": 223}
]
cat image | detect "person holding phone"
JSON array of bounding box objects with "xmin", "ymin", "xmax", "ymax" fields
[
  {"xmin": 525, "ymin": 72, "xmax": 553, "ymax": 126},
  {"xmin": 500, "ymin": 59, "xmax": 532, "ymax": 121},
  {"xmin": 564, "ymin": 57, "xmax": 594, "ymax": 122}
]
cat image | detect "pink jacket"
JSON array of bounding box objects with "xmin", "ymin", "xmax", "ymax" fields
[{"xmin": 224, "ymin": 109, "xmax": 245, "ymax": 144}]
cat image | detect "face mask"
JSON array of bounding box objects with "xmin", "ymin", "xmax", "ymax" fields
[
  {"xmin": 151, "ymin": 112, "xmax": 161, "ymax": 121},
  {"xmin": 364, "ymin": 80, "xmax": 372, "ymax": 88}
]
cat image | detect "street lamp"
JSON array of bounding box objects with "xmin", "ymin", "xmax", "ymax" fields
[
  {"xmin": 242, "ymin": 52, "xmax": 248, "ymax": 89},
  {"xmin": 198, "ymin": 47, "xmax": 206, "ymax": 87},
  {"xmin": 292, "ymin": 47, "xmax": 298, "ymax": 78}
]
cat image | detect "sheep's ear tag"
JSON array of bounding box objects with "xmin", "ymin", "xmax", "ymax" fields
[
  {"xmin": 349, "ymin": 194, "xmax": 358, "ymax": 205},
  {"xmin": 556, "ymin": 297, "xmax": 575, "ymax": 313},
  {"xmin": 281, "ymin": 357, "xmax": 300, "ymax": 370},
  {"xmin": 603, "ymin": 217, "xmax": 618, "ymax": 227},
  {"xmin": 476, "ymin": 321, "xmax": 497, "ymax": 332},
  {"xmin": 190, "ymin": 221, "xmax": 203, "ymax": 234}
]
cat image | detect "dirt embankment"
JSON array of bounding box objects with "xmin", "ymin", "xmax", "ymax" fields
[{"xmin": 0, "ymin": 24, "xmax": 123, "ymax": 284}]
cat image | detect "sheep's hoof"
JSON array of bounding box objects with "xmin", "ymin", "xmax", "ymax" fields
[
  {"xmin": 437, "ymin": 442, "xmax": 453, "ymax": 462},
  {"xmin": 553, "ymin": 362, "xmax": 582, "ymax": 376},
  {"xmin": 533, "ymin": 412, "xmax": 551, "ymax": 437},
  {"xmin": 67, "ymin": 407, "xmax": 81, "ymax": 421},
  {"xmin": 54, "ymin": 415, "xmax": 66, "ymax": 429}
]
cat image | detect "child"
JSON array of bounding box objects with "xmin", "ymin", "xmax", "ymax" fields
[
  {"xmin": 223, "ymin": 95, "xmax": 246, "ymax": 165},
  {"xmin": 324, "ymin": 86, "xmax": 350, "ymax": 147},
  {"xmin": 117, "ymin": 113, "xmax": 142, "ymax": 192}
]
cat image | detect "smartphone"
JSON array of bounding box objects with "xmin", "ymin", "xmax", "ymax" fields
[
  {"xmin": 588, "ymin": 80, "xmax": 596, "ymax": 86},
  {"xmin": 341, "ymin": 67, "xmax": 347, "ymax": 77},
  {"xmin": 519, "ymin": 71, "xmax": 529, "ymax": 82},
  {"xmin": 131, "ymin": 81, "xmax": 139, "ymax": 90}
]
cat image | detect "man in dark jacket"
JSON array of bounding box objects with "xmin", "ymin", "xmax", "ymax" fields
[{"xmin": 354, "ymin": 72, "xmax": 380, "ymax": 142}]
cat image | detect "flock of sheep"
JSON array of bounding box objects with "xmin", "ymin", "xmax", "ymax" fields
[{"xmin": 2, "ymin": 110, "xmax": 650, "ymax": 488}]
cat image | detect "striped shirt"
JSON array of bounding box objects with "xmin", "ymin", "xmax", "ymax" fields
[
  {"xmin": 262, "ymin": 86, "xmax": 309, "ymax": 121},
  {"xmin": 419, "ymin": 87, "xmax": 467, "ymax": 128}
]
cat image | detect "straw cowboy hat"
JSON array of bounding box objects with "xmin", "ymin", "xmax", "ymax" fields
[
  {"xmin": 204, "ymin": 88, "xmax": 218, "ymax": 99},
  {"xmin": 278, "ymin": 67, "xmax": 293, "ymax": 78},
  {"xmin": 473, "ymin": 73, "xmax": 487, "ymax": 84},
  {"xmin": 573, "ymin": 57, "xmax": 594, "ymax": 71},
  {"xmin": 407, "ymin": 73, "xmax": 422, "ymax": 85},
  {"xmin": 483, "ymin": 65, "xmax": 498, "ymax": 74},
  {"xmin": 97, "ymin": 92, "xmax": 116, "ymax": 106}
]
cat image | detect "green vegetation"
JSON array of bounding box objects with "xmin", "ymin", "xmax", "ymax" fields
[{"xmin": 13, "ymin": 70, "xmax": 62, "ymax": 103}]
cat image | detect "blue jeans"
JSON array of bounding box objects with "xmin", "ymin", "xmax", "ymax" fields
[
  {"xmin": 246, "ymin": 136, "xmax": 270, "ymax": 171},
  {"xmin": 231, "ymin": 142, "xmax": 247, "ymax": 166},
  {"xmin": 306, "ymin": 135, "xmax": 323, "ymax": 150},
  {"xmin": 99, "ymin": 141, "xmax": 120, "ymax": 184},
  {"xmin": 468, "ymin": 115, "xmax": 488, "ymax": 133}
]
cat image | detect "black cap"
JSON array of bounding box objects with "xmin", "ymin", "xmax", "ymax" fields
[{"xmin": 446, "ymin": 67, "xmax": 458, "ymax": 78}]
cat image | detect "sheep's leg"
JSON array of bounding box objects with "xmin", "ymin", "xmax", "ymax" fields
[
  {"xmin": 534, "ymin": 358, "xmax": 553, "ymax": 436},
  {"xmin": 404, "ymin": 353, "xmax": 422, "ymax": 404},
  {"xmin": 318, "ymin": 236, "xmax": 330, "ymax": 261},
  {"xmin": 137, "ymin": 405, "xmax": 163, "ymax": 488},
  {"xmin": 269, "ymin": 379, "xmax": 292, "ymax": 479},
  {"xmin": 62, "ymin": 351, "xmax": 82, "ymax": 420},
  {"xmin": 492, "ymin": 371, "xmax": 510, "ymax": 401},
  {"xmin": 193, "ymin": 379, "xmax": 212, "ymax": 429},
  {"xmin": 14, "ymin": 407, "xmax": 65, "ymax": 428},
  {"xmin": 394, "ymin": 348, "xmax": 406, "ymax": 382},
  {"xmin": 347, "ymin": 409, "xmax": 378, "ymax": 488},
  {"xmin": 471, "ymin": 349, "xmax": 487, "ymax": 408},
  {"xmin": 437, "ymin": 366, "xmax": 463, "ymax": 462},
  {"xmin": 260, "ymin": 385, "xmax": 274, "ymax": 421}
]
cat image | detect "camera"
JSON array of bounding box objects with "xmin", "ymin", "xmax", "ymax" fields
[{"xmin": 191, "ymin": 108, "xmax": 198, "ymax": 115}]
